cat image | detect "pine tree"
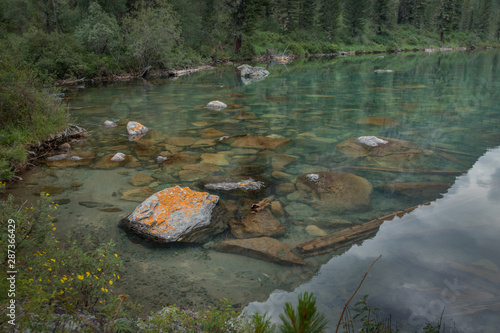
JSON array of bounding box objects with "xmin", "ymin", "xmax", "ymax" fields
[
  {"xmin": 319, "ymin": 0, "xmax": 341, "ymax": 40},
  {"xmin": 344, "ymin": 0, "xmax": 369, "ymax": 37},
  {"xmin": 373, "ymin": 0, "xmax": 396, "ymax": 34}
]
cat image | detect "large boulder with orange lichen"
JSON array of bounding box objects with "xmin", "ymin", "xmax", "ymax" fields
[{"xmin": 119, "ymin": 186, "xmax": 230, "ymax": 243}]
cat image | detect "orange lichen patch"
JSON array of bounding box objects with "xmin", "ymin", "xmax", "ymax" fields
[{"xmin": 130, "ymin": 186, "xmax": 218, "ymax": 240}]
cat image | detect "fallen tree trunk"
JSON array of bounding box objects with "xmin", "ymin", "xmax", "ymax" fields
[
  {"xmin": 297, "ymin": 201, "xmax": 433, "ymax": 257},
  {"xmin": 168, "ymin": 65, "xmax": 216, "ymax": 77},
  {"xmin": 335, "ymin": 165, "xmax": 464, "ymax": 175},
  {"xmin": 437, "ymin": 152, "xmax": 471, "ymax": 168}
]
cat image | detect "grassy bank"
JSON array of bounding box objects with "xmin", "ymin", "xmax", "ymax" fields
[{"xmin": 0, "ymin": 45, "xmax": 70, "ymax": 182}]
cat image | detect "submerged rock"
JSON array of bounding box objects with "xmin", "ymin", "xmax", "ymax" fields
[
  {"xmin": 230, "ymin": 210, "xmax": 286, "ymax": 239},
  {"xmin": 205, "ymin": 100, "xmax": 227, "ymax": 110},
  {"xmin": 356, "ymin": 117, "xmax": 399, "ymax": 127},
  {"xmin": 127, "ymin": 121, "xmax": 149, "ymax": 136},
  {"xmin": 119, "ymin": 186, "xmax": 229, "ymax": 243},
  {"xmin": 296, "ymin": 171, "xmax": 372, "ymax": 213},
  {"xmin": 34, "ymin": 186, "xmax": 66, "ymax": 196},
  {"xmin": 119, "ymin": 187, "xmax": 157, "ymax": 202},
  {"xmin": 230, "ymin": 135, "xmax": 290, "ymax": 149},
  {"xmin": 212, "ymin": 237, "xmax": 306, "ymax": 265},
  {"xmin": 129, "ymin": 173, "xmax": 155, "ymax": 186},
  {"xmin": 45, "ymin": 152, "xmax": 95, "ymax": 167},
  {"xmin": 200, "ymin": 128, "xmax": 228, "ymax": 138},
  {"xmin": 305, "ymin": 225, "xmax": 327, "ymax": 237},
  {"xmin": 335, "ymin": 137, "xmax": 430, "ymax": 168}
]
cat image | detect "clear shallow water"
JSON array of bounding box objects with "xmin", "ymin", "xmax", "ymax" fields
[{"xmin": 5, "ymin": 50, "xmax": 500, "ymax": 328}]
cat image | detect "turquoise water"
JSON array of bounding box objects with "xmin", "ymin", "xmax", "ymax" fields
[{"xmin": 6, "ymin": 49, "xmax": 500, "ymax": 330}]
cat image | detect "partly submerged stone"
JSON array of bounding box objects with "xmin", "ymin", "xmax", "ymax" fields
[
  {"xmin": 127, "ymin": 121, "xmax": 149, "ymax": 136},
  {"xmin": 94, "ymin": 154, "xmax": 140, "ymax": 169},
  {"xmin": 119, "ymin": 186, "xmax": 229, "ymax": 243},
  {"xmin": 104, "ymin": 120, "xmax": 117, "ymax": 127},
  {"xmin": 212, "ymin": 237, "xmax": 306, "ymax": 265},
  {"xmin": 205, "ymin": 100, "xmax": 227, "ymax": 110},
  {"xmin": 237, "ymin": 64, "xmax": 270, "ymax": 80},
  {"xmin": 357, "ymin": 136, "xmax": 388, "ymax": 147},
  {"xmin": 230, "ymin": 210, "xmax": 286, "ymax": 239},
  {"xmin": 111, "ymin": 153, "xmax": 126, "ymax": 162},
  {"xmin": 296, "ymin": 171, "xmax": 372, "ymax": 213}
]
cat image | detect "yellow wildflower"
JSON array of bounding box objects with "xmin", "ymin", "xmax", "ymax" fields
[{"xmin": 77, "ymin": 275, "xmax": 84, "ymax": 280}]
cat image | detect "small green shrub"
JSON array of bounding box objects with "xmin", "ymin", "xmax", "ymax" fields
[
  {"xmin": 279, "ymin": 292, "xmax": 328, "ymax": 333},
  {"xmin": 247, "ymin": 311, "xmax": 275, "ymax": 333}
]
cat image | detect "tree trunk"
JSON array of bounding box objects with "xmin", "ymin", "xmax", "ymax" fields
[{"xmin": 234, "ymin": 34, "xmax": 242, "ymax": 54}]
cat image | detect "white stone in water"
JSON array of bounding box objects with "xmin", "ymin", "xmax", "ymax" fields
[
  {"xmin": 46, "ymin": 154, "xmax": 68, "ymax": 161},
  {"xmin": 205, "ymin": 100, "xmax": 227, "ymax": 110},
  {"xmin": 111, "ymin": 153, "xmax": 126, "ymax": 162},
  {"xmin": 357, "ymin": 136, "xmax": 388, "ymax": 147},
  {"xmin": 156, "ymin": 156, "xmax": 168, "ymax": 163},
  {"xmin": 306, "ymin": 173, "xmax": 319, "ymax": 181},
  {"xmin": 219, "ymin": 136, "xmax": 230, "ymax": 141},
  {"xmin": 104, "ymin": 120, "xmax": 117, "ymax": 127},
  {"xmin": 66, "ymin": 156, "xmax": 83, "ymax": 161}
]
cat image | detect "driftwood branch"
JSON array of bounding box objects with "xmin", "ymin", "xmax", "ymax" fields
[
  {"xmin": 251, "ymin": 195, "xmax": 275, "ymax": 212},
  {"xmin": 335, "ymin": 255, "xmax": 382, "ymax": 333}
]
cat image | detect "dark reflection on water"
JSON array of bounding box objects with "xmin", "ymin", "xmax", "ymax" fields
[{"xmin": 245, "ymin": 147, "xmax": 500, "ymax": 331}]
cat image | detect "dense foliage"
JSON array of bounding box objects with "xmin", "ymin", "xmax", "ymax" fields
[
  {"xmin": 0, "ymin": 44, "xmax": 68, "ymax": 181},
  {"xmin": 0, "ymin": 0, "xmax": 498, "ymax": 79}
]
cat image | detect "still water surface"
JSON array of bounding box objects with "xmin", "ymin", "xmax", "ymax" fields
[{"xmin": 7, "ymin": 49, "xmax": 500, "ymax": 330}]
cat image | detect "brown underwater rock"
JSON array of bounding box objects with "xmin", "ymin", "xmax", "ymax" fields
[
  {"xmin": 212, "ymin": 237, "xmax": 306, "ymax": 265},
  {"xmin": 296, "ymin": 171, "xmax": 372, "ymax": 213}
]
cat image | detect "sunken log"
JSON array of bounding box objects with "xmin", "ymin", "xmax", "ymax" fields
[{"xmin": 296, "ymin": 202, "xmax": 433, "ymax": 257}]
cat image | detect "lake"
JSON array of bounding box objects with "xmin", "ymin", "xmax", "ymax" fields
[{"xmin": 6, "ymin": 49, "xmax": 500, "ymax": 331}]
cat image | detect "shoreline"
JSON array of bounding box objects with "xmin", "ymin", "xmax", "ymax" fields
[{"xmin": 57, "ymin": 45, "xmax": 495, "ymax": 86}]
